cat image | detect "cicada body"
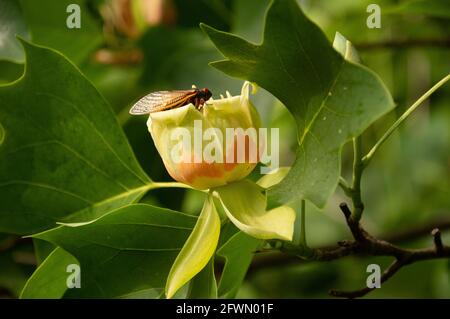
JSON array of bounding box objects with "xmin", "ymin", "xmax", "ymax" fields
[{"xmin": 129, "ymin": 88, "xmax": 212, "ymax": 115}]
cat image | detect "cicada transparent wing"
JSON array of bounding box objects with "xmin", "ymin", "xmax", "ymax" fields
[{"xmin": 129, "ymin": 90, "xmax": 197, "ymax": 115}]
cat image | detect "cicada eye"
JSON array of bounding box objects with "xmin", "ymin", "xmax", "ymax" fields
[{"xmin": 203, "ymin": 88, "xmax": 212, "ymax": 100}]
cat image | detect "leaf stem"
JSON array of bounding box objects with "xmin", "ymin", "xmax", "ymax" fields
[
  {"xmin": 338, "ymin": 176, "xmax": 352, "ymax": 197},
  {"xmin": 351, "ymin": 137, "xmax": 364, "ymax": 221},
  {"xmin": 300, "ymin": 200, "xmax": 307, "ymax": 247},
  {"xmin": 363, "ymin": 73, "xmax": 450, "ymax": 165},
  {"xmin": 279, "ymin": 200, "xmax": 315, "ymax": 258},
  {"xmin": 150, "ymin": 182, "xmax": 194, "ymax": 190}
]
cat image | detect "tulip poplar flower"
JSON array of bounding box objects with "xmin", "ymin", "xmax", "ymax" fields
[
  {"xmin": 145, "ymin": 82, "xmax": 295, "ymax": 298},
  {"xmin": 147, "ymin": 81, "xmax": 262, "ymax": 190}
]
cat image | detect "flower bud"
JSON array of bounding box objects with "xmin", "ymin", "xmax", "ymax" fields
[{"xmin": 147, "ymin": 81, "xmax": 262, "ymax": 189}]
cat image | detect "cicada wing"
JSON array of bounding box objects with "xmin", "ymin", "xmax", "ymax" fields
[{"xmin": 129, "ymin": 90, "xmax": 196, "ymax": 115}]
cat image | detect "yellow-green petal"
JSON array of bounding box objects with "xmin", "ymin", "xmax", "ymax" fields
[
  {"xmin": 215, "ymin": 180, "xmax": 295, "ymax": 241},
  {"xmin": 165, "ymin": 194, "xmax": 220, "ymax": 298},
  {"xmin": 256, "ymin": 167, "xmax": 290, "ymax": 188}
]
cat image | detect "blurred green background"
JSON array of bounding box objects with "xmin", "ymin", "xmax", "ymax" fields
[{"xmin": 0, "ymin": 0, "xmax": 449, "ymax": 298}]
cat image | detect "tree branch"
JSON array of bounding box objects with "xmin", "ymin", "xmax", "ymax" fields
[
  {"xmin": 431, "ymin": 228, "xmax": 444, "ymax": 254},
  {"xmin": 278, "ymin": 203, "xmax": 450, "ymax": 298},
  {"xmin": 351, "ymin": 137, "xmax": 365, "ymax": 221},
  {"xmin": 249, "ymin": 216, "xmax": 450, "ymax": 274},
  {"xmin": 256, "ymin": 64, "xmax": 450, "ymax": 299},
  {"xmin": 329, "ymin": 259, "xmax": 403, "ymax": 298}
]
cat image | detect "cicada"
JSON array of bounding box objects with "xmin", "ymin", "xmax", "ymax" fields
[{"xmin": 129, "ymin": 88, "xmax": 212, "ymax": 115}]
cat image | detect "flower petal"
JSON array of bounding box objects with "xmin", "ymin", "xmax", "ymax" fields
[
  {"xmin": 256, "ymin": 167, "xmax": 290, "ymax": 188},
  {"xmin": 215, "ymin": 180, "xmax": 295, "ymax": 241},
  {"xmin": 146, "ymin": 81, "xmax": 262, "ymax": 190},
  {"xmin": 165, "ymin": 194, "xmax": 220, "ymax": 298}
]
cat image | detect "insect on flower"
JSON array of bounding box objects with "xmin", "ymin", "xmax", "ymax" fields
[{"xmin": 129, "ymin": 87, "xmax": 212, "ymax": 115}]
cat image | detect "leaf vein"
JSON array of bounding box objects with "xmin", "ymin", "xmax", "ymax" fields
[
  {"xmin": 36, "ymin": 92, "xmax": 148, "ymax": 185},
  {"xmin": 5, "ymin": 139, "xmax": 130, "ymax": 191},
  {"xmin": 0, "ymin": 180, "xmax": 93, "ymax": 204},
  {"xmin": 299, "ymin": 61, "xmax": 345, "ymax": 146}
]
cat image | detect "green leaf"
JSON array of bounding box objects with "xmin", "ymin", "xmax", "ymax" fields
[
  {"xmin": 232, "ymin": 0, "xmax": 269, "ymax": 43},
  {"xmin": 166, "ymin": 194, "xmax": 220, "ymax": 299},
  {"xmin": 20, "ymin": 247, "xmax": 78, "ymax": 299},
  {"xmin": 30, "ymin": 204, "xmax": 197, "ymax": 298},
  {"xmin": 19, "ymin": 0, "xmax": 103, "ymax": 64},
  {"xmin": 215, "ymin": 180, "xmax": 295, "ymax": 241},
  {"xmin": 0, "ymin": 61, "xmax": 24, "ymax": 85},
  {"xmin": 201, "ymin": 0, "xmax": 395, "ymax": 207},
  {"xmin": 217, "ymin": 230, "xmax": 262, "ymax": 298},
  {"xmin": 0, "ymin": 0, "xmax": 30, "ymax": 63},
  {"xmin": 188, "ymin": 258, "xmax": 217, "ymax": 299},
  {"xmin": 0, "ymin": 40, "xmax": 151, "ymax": 234},
  {"xmin": 119, "ymin": 288, "xmax": 164, "ymax": 299},
  {"xmin": 33, "ymin": 238, "xmax": 55, "ymax": 265}
]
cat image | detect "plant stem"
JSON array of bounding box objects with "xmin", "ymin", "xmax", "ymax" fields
[
  {"xmin": 338, "ymin": 176, "xmax": 352, "ymax": 197},
  {"xmin": 300, "ymin": 200, "xmax": 307, "ymax": 247},
  {"xmin": 363, "ymin": 73, "xmax": 450, "ymax": 165},
  {"xmin": 150, "ymin": 182, "xmax": 194, "ymax": 190},
  {"xmin": 351, "ymin": 137, "xmax": 364, "ymax": 221}
]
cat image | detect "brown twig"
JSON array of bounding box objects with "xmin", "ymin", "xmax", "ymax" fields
[
  {"xmin": 264, "ymin": 75, "xmax": 450, "ymax": 298},
  {"xmin": 279, "ymin": 203, "xmax": 450, "ymax": 298},
  {"xmin": 248, "ymin": 215, "xmax": 450, "ymax": 274},
  {"xmin": 431, "ymin": 228, "xmax": 444, "ymax": 253},
  {"xmin": 329, "ymin": 259, "xmax": 403, "ymax": 298}
]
